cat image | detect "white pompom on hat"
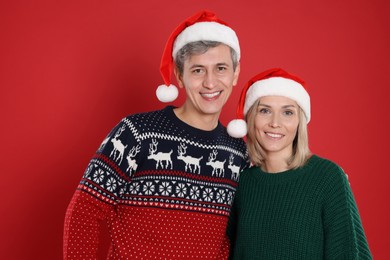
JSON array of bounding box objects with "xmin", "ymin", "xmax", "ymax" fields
[
  {"xmin": 227, "ymin": 68, "xmax": 310, "ymax": 138},
  {"xmin": 157, "ymin": 10, "xmax": 241, "ymax": 103}
]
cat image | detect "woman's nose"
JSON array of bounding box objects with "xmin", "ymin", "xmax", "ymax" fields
[{"xmin": 269, "ymin": 114, "xmax": 281, "ymax": 128}]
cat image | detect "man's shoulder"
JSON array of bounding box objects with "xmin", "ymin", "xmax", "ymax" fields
[
  {"xmin": 119, "ymin": 107, "xmax": 171, "ymax": 129},
  {"xmin": 219, "ymin": 127, "xmax": 247, "ymax": 150},
  {"xmin": 123, "ymin": 107, "xmax": 166, "ymax": 120}
]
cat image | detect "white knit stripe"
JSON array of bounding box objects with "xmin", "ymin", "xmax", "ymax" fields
[{"xmin": 123, "ymin": 117, "xmax": 247, "ymax": 158}]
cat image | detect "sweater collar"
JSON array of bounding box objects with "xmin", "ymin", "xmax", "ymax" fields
[
  {"xmin": 249, "ymin": 155, "xmax": 318, "ymax": 184},
  {"xmin": 163, "ymin": 106, "xmax": 225, "ymax": 140}
]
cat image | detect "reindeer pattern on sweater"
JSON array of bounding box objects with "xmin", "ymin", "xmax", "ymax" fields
[{"xmin": 64, "ymin": 106, "xmax": 249, "ymax": 259}]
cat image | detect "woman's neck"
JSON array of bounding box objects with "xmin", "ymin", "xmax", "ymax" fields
[{"xmin": 261, "ymin": 153, "xmax": 290, "ymax": 173}]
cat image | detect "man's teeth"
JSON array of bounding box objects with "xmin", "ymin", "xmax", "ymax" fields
[{"xmin": 202, "ymin": 91, "xmax": 221, "ymax": 98}]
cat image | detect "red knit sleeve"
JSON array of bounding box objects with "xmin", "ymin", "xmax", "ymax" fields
[
  {"xmin": 63, "ymin": 189, "xmax": 114, "ymax": 259},
  {"xmin": 63, "ymin": 119, "xmax": 133, "ymax": 259}
]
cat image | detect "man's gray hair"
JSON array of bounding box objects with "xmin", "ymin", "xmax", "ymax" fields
[{"xmin": 174, "ymin": 41, "xmax": 239, "ymax": 76}]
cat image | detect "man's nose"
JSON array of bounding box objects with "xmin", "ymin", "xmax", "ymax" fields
[{"xmin": 203, "ymin": 71, "xmax": 217, "ymax": 89}]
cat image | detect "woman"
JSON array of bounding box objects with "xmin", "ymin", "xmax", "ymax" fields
[{"xmin": 226, "ymin": 68, "xmax": 372, "ymax": 259}]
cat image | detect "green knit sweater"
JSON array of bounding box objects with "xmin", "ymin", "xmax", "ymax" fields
[{"xmin": 228, "ymin": 155, "xmax": 372, "ymax": 259}]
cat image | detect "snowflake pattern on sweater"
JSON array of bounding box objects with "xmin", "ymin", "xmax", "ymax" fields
[{"xmin": 64, "ymin": 106, "xmax": 249, "ymax": 259}]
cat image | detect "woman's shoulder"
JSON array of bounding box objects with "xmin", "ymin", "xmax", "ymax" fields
[
  {"xmin": 308, "ymin": 154, "xmax": 348, "ymax": 185},
  {"xmin": 238, "ymin": 165, "xmax": 259, "ymax": 179},
  {"xmin": 241, "ymin": 165, "xmax": 258, "ymax": 173},
  {"xmin": 309, "ymin": 155, "xmax": 344, "ymax": 172}
]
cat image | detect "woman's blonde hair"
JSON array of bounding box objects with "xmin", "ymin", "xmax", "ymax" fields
[{"xmin": 246, "ymin": 98, "xmax": 311, "ymax": 169}]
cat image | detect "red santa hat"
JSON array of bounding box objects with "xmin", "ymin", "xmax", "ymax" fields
[
  {"xmin": 156, "ymin": 10, "xmax": 241, "ymax": 102},
  {"xmin": 227, "ymin": 68, "xmax": 310, "ymax": 138}
]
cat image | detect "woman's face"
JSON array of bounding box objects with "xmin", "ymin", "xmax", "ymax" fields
[{"xmin": 254, "ymin": 96, "xmax": 300, "ymax": 158}]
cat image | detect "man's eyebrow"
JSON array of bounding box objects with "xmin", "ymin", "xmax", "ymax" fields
[
  {"xmin": 188, "ymin": 62, "xmax": 230, "ymax": 70},
  {"xmin": 216, "ymin": 62, "xmax": 230, "ymax": 66},
  {"xmin": 188, "ymin": 64, "xmax": 204, "ymax": 69}
]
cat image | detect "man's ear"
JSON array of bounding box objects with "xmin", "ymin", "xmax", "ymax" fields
[
  {"xmin": 233, "ymin": 62, "xmax": 240, "ymax": 86},
  {"xmin": 173, "ymin": 67, "xmax": 185, "ymax": 89}
]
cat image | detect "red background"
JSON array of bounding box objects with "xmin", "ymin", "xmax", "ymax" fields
[{"xmin": 1, "ymin": 0, "xmax": 389, "ymax": 259}]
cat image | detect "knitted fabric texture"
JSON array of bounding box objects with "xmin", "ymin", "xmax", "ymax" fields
[
  {"xmin": 228, "ymin": 155, "xmax": 372, "ymax": 259},
  {"xmin": 64, "ymin": 106, "xmax": 249, "ymax": 259}
]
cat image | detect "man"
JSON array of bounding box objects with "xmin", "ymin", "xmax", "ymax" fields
[{"xmin": 64, "ymin": 10, "xmax": 248, "ymax": 259}]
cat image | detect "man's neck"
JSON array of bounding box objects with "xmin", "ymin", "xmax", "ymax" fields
[{"xmin": 173, "ymin": 106, "xmax": 220, "ymax": 131}]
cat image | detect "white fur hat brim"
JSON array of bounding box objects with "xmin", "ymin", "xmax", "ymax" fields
[
  {"xmin": 244, "ymin": 77, "xmax": 310, "ymax": 122},
  {"xmin": 172, "ymin": 21, "xmax": 240, "ymax": 61}
]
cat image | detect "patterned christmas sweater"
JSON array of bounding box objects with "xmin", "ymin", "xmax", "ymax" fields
[{"xmin": 64, "ymin": 106, "xmax": 249, "ymax": 259}]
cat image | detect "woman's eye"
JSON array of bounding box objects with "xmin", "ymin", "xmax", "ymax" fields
[
  {"xmin": 259, "ymin": 108, "xmax": 269, "ymax": 114},
  {"xmin": 284, "ymin": 110, "xmax": 294, "ymax": 116}
]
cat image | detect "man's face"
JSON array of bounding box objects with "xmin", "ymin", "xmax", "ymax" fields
[{"xmin": 175, "ymin": 44, "xmax": 240, "ymax": 119}]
